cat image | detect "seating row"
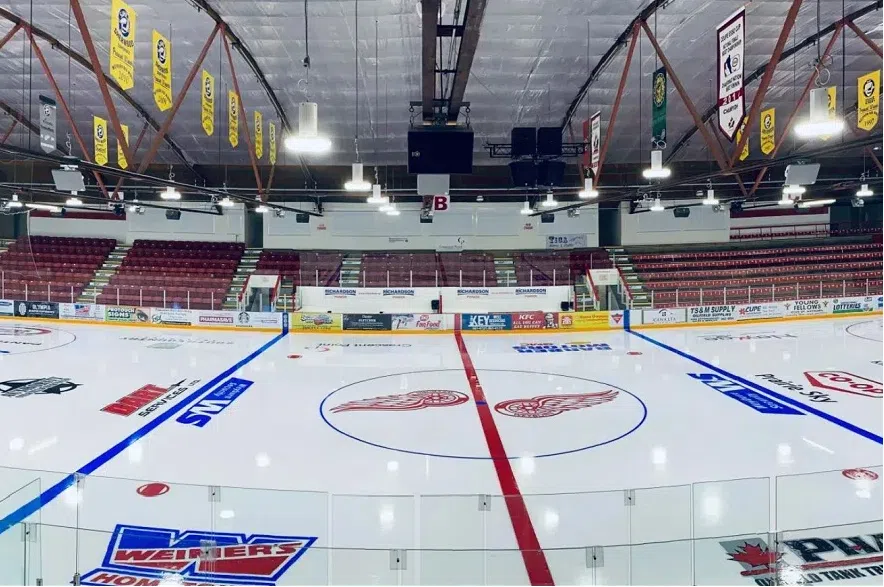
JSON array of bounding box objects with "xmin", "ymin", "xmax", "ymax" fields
[{"xmin": 631, "ymin": 242, "xmax": 880, "ymax": 262}]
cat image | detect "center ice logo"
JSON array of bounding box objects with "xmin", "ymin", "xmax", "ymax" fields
[{"xmin": 80, "ymin": 524, "xmax": 317, "ymax": 586}]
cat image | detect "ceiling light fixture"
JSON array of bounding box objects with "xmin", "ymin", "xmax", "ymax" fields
[
  {"xmin": 642, "ymin": 149, "xmax": 671, "ymax": 179},
  {"xmin": 385, "ymin": 202, "xmax": 401, "ymax": 216},
  {"xmin": 255, "ymin": 204, "xmax": 269, "ymax": 214},
  {"xmin": 794, "ymin": 87, "xmax": 845, "ymax": 138},
  {"xmin": 520, "ymin": 200, "xmax": 533, "ymax": 215},
  {"xmin": 344, "ymin": 163, "xmax": 371, "ymax": 192},
  {"xmin": 367, "ymin": 184, "xmax": 385, "ymax": 204},
  {"xmin": 856, "ymin": 183, "xmax": 873, "ymax": 197},
  {"xmin": 65, "ymin": 196, "xmax": 83, "ymax": 207},
  {"xmin": 798, "ymin": 198, "xmax": 836, "ymax": 208},
  {"xmin": 702, "ymin": 188, "xmax": 718, "ymax": 206},
  {"xmin": 378, "ymin": 196, "xmax": 393, "ymax": 213},
  {"xmin": 649, "ymin": 197, "xmax": 664, "ymax": 212},
  {"xmin": 26, "ymin": 202, "xmax": 61, "ymax": 212},
  {"xmin": 577, "ymin": 177, "xmax": 598, "ymax": 199},
  {"xmin": 5, "ymin": 194, "xmax": 22, "ymax": 209},
  {"xmin": 285, "ymin": 102, "xmax": 332, "ymax": 154},
  {"xmin": 541, "ymin": 191, "xmax": 558, "ymax": 207},
  {"xmin": 219, "ymin": 196, "xmax": 235, "ymax": 207},
  {"xmin": 159, "ymin": 186, "xmax": 181, "ymax": 200},
  {"xmin": 778, "ymin": 194, "xmax": 795, "ymax": 206},
  {"xmin": 782, "ymin": 184, "xmax": 806, "ymax": 195}
]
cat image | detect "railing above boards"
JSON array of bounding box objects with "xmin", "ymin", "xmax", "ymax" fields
[
  {"xmin": 730, "ymin": 222, "xmax": 882, "ymax": 241},
  {"xmin": 646, "ymin": 279, "xmax": 883, "ymax": 308}
]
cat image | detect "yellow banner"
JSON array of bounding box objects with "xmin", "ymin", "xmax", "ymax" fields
[
  {"xmin": 201, "ymin": 70, "xmax": 214, "ymax": 136},
  {"xmin": 117, "ymin": 123, "xmax": 129, "ymax": 169},
  {"xmin": 822, "ymin": 86, "xmax": 837, "ymax": 140},
  {"xmin": 228, "ymin": 91, "xmax": 239, "ymax": 148},
  {"xmin": 857, "ymin": 70, "xmax": 880, "ymax": 131},
  {"xmin": 558, "ymin": 311, "xmax": 610, "ymax": 330},
  {"xmin": 290, "ymin": 313, "xmax": 342, "ymax": 331},
  {"xmin": 109, "ymin": 0, "xmax": 136, "ymax": 91},
  {"xmin": 152, "ymin": 30, "xmax": 172, "ymax": 112},
  {"xmin": 254, "ymin": 111, "xmax": 263, "ymax": 159},
  {"xmin": 269, "ymin": 121, "xmax": 277, "ymax": 165},
  {"xmin": 736, "ymin": 117, "xmax": 749, "ymax": 161},
  {"xmin": 93, "ymin": 116, "xmax": 108, "ymax": 166},
  {"xmin": 760, "ymin": 107, "xmax": 775, "ymax": 155}
]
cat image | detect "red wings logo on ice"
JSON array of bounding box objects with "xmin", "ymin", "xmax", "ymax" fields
[
  {"xmin": 804, "ymin": 371, "xmax": 882, "ymax": 399},
  {"xmin": 494, "ymin": 390, "xmax": 618, "ymax": 418},
  {"xmin": 330, "ymin": 390, "xmax": 470, "ymax": 413}
]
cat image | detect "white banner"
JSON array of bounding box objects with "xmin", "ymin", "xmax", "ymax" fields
[
  {"xmin": 642, "ymin": 307, "xmax": 687, "ymax": 325},
  {"xmin": 590, "ymin": 111, "xmax": 601, "ymax": 178},
  {"xmin": 300, "ymin": 287, "xmax": 438, "ymax": 314},
  {"xmin": 235, "ymin": 311, "xmax": 283, "ymax": 328},
  {"xmin": 589, "ymin": 268, "xmax": 619, "ymax": 286},
  {"xmin": 831, "ymin": 296, "xmax": 877, "ymax": 315},
  {"xmin": 688, "ymin": 304, "xmax": 738, "ymax": 323},
  {"xmin": 442, "ymin": 286, "xmax": 571, "ymax": 313},
  {"xmin": 391, "ymin": 313, "xmax": 449, "ymax": 331},
  {"xmin": 546, "ymin": 234, "xmax": 587, "ymax": 250},
  {"xmin": 151, "ymin": 308, "xmax": 192, "ymax": 326},
  {"xmin": 193, "ymin": 310, "xmax": 237, "ymax": 327},
  {"xmin": 734, "ymin": 302, "xmax": 785, "ymax": 321},
  {"xmin": 717, "ymin": 8, "xmax": 745, "ymax": 140},
  {"xmin": 783, "ymin": 298, "xmax": 829, "ymax": 317},
  {"xmin": 435, "ymin": 237, "xmax": 466, "ymax": 252},
  {"xmin": 59, "ymin": 303, "xmax": 104, "ymax": 320},
  {"xmin": 0, "ymin": 299, "xmax": 15, "ymax": 315}
]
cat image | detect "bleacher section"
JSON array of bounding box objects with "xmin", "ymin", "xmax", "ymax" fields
[
  {"xmin": 515, "ymin": 250, "xmax": 612, "ymax": 286},
  {"xmin": 255, "ymin": 251, "xmax": 343, "ymax": 286},
  {"xmin": 630, "ymin": 242, "xmax": 883, "ymax": 307},
  {"xmin": 96, "ymin": 240, "xmax": 244, "ymax": 310},
  {"xmin": 0, "ymin": 236, "xmax": 116, "ymax": 302}
]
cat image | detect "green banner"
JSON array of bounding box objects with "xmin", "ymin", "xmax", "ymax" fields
[{"xmin": 652, "ymin": 66, "xmax": 667, "ymax": 144}]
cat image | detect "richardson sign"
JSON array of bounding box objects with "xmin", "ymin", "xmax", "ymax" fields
[
  {"xmin": 783, "ymin": 299, "xmax": 829, "ymax": 317},
  {"xmin": 718, "ymin": 529, "xmax": 883, "ymax": 586},
  {"xmin": 511, "ymin": 311, "xmax": 559, "ymax": 329},
  {"xmin": 689, "ymin": 305, "xmax": 737, "ymax": 323}
]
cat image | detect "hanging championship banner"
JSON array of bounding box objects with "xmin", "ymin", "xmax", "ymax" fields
[
  {"xmin": 269, "ymin": 121, "xmax": 277, "ymax": 165},
  {"xmin": 94, "ymin": 116, "xmax": 108, "ymax": 166},
  {"xmin": 152, "ymin": 30, "xmax": 172, "ymax": 112},
  {"xmin": 652, "ymin": 66, "xmax": 667, "ymax": 144},
  {"xmin": 254, "ymin": 111, "xmax": 263, "ymax": 159},
  {"xmin": 201, "ymin": 70, "xmax": 214, "ymax": 136},
  {"xmin": 109, "ymin": 0, "xmax": 136, "ymax": 91},
  {"xmin": 228, "ymin": 91, "xmax": 239, "ymax": 148},
  {"xmin": 736, "ymin": 117, "xmax": 749, "ymax": 161},
  {"xmin": 716, "ymin": 8, "xmax": 745, "ymax": 141},
  {"xmin": 760, "ymin": 107, "xmax": 775, "ymax": 155},
  {"xmin": 117, "ymin": 123, "xmax": 129, "ymax": 169},
  {"xmin": 822, "ymin": 86, "xmax": 837, "ymax": 140},
  {"xmin": 590, "ymin": 111, "xmax": 601, "ymax": 178},
  {"xmin": 38, "ymin": 95, "xmax": 56, "ymax": 154},
  {"xmin": 857, "ymin": 70, "xmax": 880, "ymax": 131}
]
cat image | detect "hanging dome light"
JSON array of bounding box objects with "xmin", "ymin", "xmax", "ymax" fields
[
  {"xmin": 159, "ymin": 186, "xmax": 181, "ymax": 200},
  {"xmin": 255, "ymin": 204, "xmax": 270, "ymax": 214},
  {"xmin": 385, "ymin": 202, "xmax": 401, "ymax": 216},
  {"xmin": 218, "ymin": 196, "xmax": 235, "ymax": 207},
  {"xmin": 578, "ymin": 177, "xmax": 598, "ymax": 199},
  {"xmin": 642, "ymin": 149, "xmax": 671, "ymax": 179},
  {"xmin": 795, "ymin": 88, "xmax": 845, "ymax": 138},
  {"xmin": 702, "ymin": 188, "xmax": 718, "ymax": 206},
  {"xmin": 520, "ymin": 200, "xmax": 533, "ymax": 215},
  {"xmin": 541, "ymin": 191, "xmax": 558, "ymax": 207},
  {"xmin": 856, "ymin": 184, "xmax": 873, "ymax": 197},
  {"xmin": 782, "ymin": 184, "xmax": 806, "ymax": 195},
  {"xmin": 285, "ymin": 102, "xmax": 332, "ymax": 154},
  {"xmin": 367, "ymin": 184, "xmax": 385, "ymax": 204},
  {"xmin": 649, "ymin": 197, "xmax": 664, "ymax": 211},
  {"xmin": 378, "ymin": 196, "xmax": 393, "ymax": 213},
  {"xmin": 65, "ymin": 196, "xmax": 83, "ymax": 206},
  {"xmin": 6, "ymin": 194, "xmax": 22, "ymax": 208},
  {"xmin": 344, "ymin": 163, "xmax": 371, "ymax": 192}
]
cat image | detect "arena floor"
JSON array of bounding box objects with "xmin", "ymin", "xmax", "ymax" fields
[{"xmin": 0, "ymin": 316, "xmax": 880, "ymax": 585}]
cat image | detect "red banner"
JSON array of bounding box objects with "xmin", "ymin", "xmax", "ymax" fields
[{"xmin": 511, "ymin": 311, "xmax": 559, "ymax": 330}]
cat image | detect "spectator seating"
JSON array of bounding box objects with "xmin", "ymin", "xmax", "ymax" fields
[
  {"xmin": 438, "ymin": 252, "xmax": 497, "ymax": 287},
  {"xmin": 0, "ymin": 236, "xmax": 116, "ymax": 302},
  {"xmin": 632, "ymin": 242, "xmax": 883, "ymax": 307},
  {"xmin": 515, "ymin": 250, "xmax": 612, "ymax": 286},
  {"xmin": 96, "ymin": 240, "xmax": 244, "ymax": 310},
  {"xmin": 255, "ymin": 251, "xmax": 343, "ymax": 286}
]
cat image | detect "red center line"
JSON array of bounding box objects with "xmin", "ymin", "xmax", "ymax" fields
[{"xmin": 453, "ymin": 328, "xmax": 555, "ymax": 586}]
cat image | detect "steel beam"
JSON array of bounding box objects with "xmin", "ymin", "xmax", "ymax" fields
[
  {"xmin": 447, "ymin": 0, "xmax": 488, "ymax": 122},
  {"xmin": 27, "ymin": 28, "xmax": 109, "ymax": 198},
  {"xmin": 667, "ymin": 1, "xmax": 881, "ymax": 163},
  {"xmin": 136, "ymin": 24, "xmax": 220, "ymax": 175},
  {"xmin": 0, "ymin": 120, "xmax": 17, "ymax": 145},
  {"xmin": 0, "ymin": 100, "xmax": 39, "ymax": 137},
  {"xmin": 0, "ymin": 22, "xmax": 20, "ymax": 51},
  {"xmin": 749, "ymin": 24, "xmax": 844, "ymax": 196},
  {"xmin": 421, "ymin": 0, "xmax": 441, "ymax": 120},
  {"xmin": 68, "ymin": 0, "xmax": 134, "ymax": 172},
  {"xmin": 846, "ymin": 19, "xmax": 883, "ymax": 58},
  {"xmin": 222, "ymin": 29, "xmax": 265, "ymax": 200},
  {"xmin": 596, "ymin": 24, "xmax": 639, "ymax": 185},
  {"xmin": 112, "ymin": 121, "xmax": 150, "ymax": 199},
  {"xmin": 729, "ymin": 0, "xmax": 803, "ymax": 166}
]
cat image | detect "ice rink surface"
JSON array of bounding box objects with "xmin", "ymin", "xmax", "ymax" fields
[{"xmin": 0, "ymin": 316, "xmax": 880, "ymax": 585}]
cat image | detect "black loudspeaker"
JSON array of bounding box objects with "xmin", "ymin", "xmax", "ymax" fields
[
  {"xmin": 165, "ymin": 209, "xmax": 181, "ymax": 220},
  {"xmin": 673, "ymin": 207, "xmax": 691, "ymax": 218},
  {"xmin": 541, "ymin": 213, "xmax": 555, "ymax": 223},
  {"xmin": 408, "ymin": 128, "xmax": 474, "ymax": 174},
  {"xmin": 560, "ymin": 301, "xmax": 571, "ymax": 311},
  {"xmin": 431, "ymin": 299, "xmax": 440, "ymax": 311},
  {"xmin": 537, "ymin": 127, "xmax": 563, "ymax": 157},
  {"xmin": 536, "ymin": 160, "xmax": 565, "ymax": 186},
  {"xmin": 509, "ymin": 160, "xmax": 537, "ymax": 187},
  {"xmin": 296, "ymin": 213, "xmax": 310, "ymax": 223},
  {"xmin": 511, "ymin": 127, "xmax": 536, "ymax": 158}
]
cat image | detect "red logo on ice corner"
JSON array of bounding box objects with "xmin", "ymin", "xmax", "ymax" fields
[
  {"xmin": 331, "ymin": 390, "xmax": 469, "ymax": 413},
  {"xmin": 102, "ymin": 384, "xmax": 169, "ymax": 416},
  {"xmin": 494, "ymin": 391, "xmax": 618, "ymax": 418},
  {"xmin": 136, "ymin": 483, "xmax": 170, "ymax": 497},
  {"xmin": 843, "ymin": 468, "xmax": 879, "ymax": 481},
  {"xmin": 804, "ymin": 371, "xmax": 882, "ymax": 399}
]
